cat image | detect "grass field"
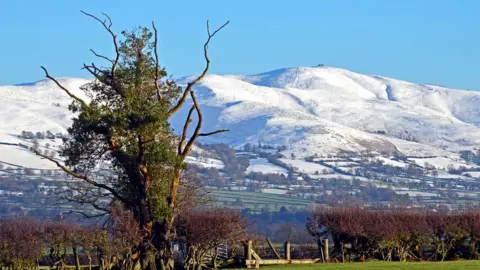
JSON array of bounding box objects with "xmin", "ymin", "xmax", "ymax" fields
[
  {"xmin": 260, "ymin": 261, "xmax": 480, "ymax": 269},
  {"xmin": 213, "ymin": 191, "xmax": 310, "ymax": 211}
]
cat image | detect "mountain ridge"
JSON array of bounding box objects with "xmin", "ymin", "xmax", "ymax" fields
[
  {"xmin": 1, "ymin": 66, "xmax": 479, "ymax": 162},
  {"xmin": 173, "ymin": 66, "xmax": 479, "ymax": 158}
]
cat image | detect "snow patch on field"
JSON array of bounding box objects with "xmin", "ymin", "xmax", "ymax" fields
[
  {"xmin": 246, "ymin": 158, "xmax": 288, "ymax": 176},
  {"xmin": 324, "ymin": 161, "xmax": 358, "ymax": 167},
  {"xmin": 185, "ymin": 156, "xmax": 224, "ymax": 169},
  {"xmin": 394, "ymin": 190, "xmax": 439, "ymax": 197},
  {"xmin": 375, "ymin": 157, "xmax": 408, "ymax": 168},
  {"xmin": 261, "ymin": 188, "xmax": 288, "ymax": 195},
  {"xmin": 279, "ymin": 158, "xmax": 333, "ymax": 174},
  {"xmin": 0, "ymin": 144, "xmax": 58, "ymax": 169},
  {"xmin": 464, "ymin": 171, "xmax": 480, "ymax": 178},
  {"xmin": 410, "ymin": 156, "xmax": 472, "ymax": 170}
]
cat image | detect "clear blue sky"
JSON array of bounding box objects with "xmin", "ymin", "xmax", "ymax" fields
[{"xmin": 1, "ymin": 0, "xmax": 479, "ymax": 90}]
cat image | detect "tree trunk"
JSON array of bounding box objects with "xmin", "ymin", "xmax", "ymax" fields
[
  {"xmin": 213, "ymin": 247, "xmax": 219, "ymax": 269},
  {"xmin": 185, "ymin": 246, "xmax": 196, "ymax": 270},
  {"xmin": 73, "ymin": 246, "xmax": 81, "ymax": 270},
  {"xmin": 341, "ymin": 242, "xmax": 345, "ymax": 263},
  {"xmin": 152, "ymin": 217, "xmax": 176, "ymax": 270},
  {"xmin": 98, "ymin": 248, "xmax": 108, "ymax": 270},
  {"xmin": 86, "ymin": 251, "xmax": 92, "ymax": 270},
  {"xmin": 471, "ymin": 241, "xmax": 479, "ymax": 260},
  {"xmin": 140, "ymin": 245, "xmax": 157, "ymax": 270},
  {"xmin": 196, "ymin": 250, "xmax": 206, "ymax": 270}
]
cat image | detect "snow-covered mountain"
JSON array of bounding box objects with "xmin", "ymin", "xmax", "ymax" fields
[
  {"xmin": 172, "ymin": 66, "xmax": 480, "ymax": 158},
  {"xmin": 1, "ymin": 66, "xmax": 479, "ymax": 169}
]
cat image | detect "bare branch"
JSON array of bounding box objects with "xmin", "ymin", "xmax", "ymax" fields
[
  {"xmin": 198, "ymin": 129, "xmax": 229, "ymax": 137},
  {"xmin": 178, "ymin": 105, "xmax": 195, "ymax": 155},
  {"xmin": 30, "ymin": 147, "xmax": 130, "ymax": 205},
  {"xmin": 63, "ymin": 193, "xmax": 112, "ymax": 215},
  {"xmin": 90, "ymin": 49, "xmax": 114, "ymax": 64},
  {"xmin": 168, "ymin": 20, "xmax": 230, "ymax": 117},
  {"xmin": 40, "ymin": 66, "xmax": 88, "ymax": 107},
  {"xmin": 152, "ymin": 21, "xmax": 162, "ymax": 101},
  {"xmin": 61, "ymin": 210, "xmax": 108, "ymax": 219},
  {"xmin": 81, "ymin": 10, "xmax": 120, "ymax": 75},
  {"xmin": 82, "ymin": 63, "xmax": 108, "ymax": 80},
  {"xmin": 101, "ymin": 12, "xmax": 113, "ymax": 28},
  {"xmin": 207, "ymin": 20, "xmax": 230, "ymax": 39},
  {"xmin": 180, "ymin": 91, "xmax": 203, "ymax": 158}
]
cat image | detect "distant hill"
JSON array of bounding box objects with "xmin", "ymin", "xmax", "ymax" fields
[{"xmin": 1, "ymin": 65, "xmax": 479, "ymax": 168}]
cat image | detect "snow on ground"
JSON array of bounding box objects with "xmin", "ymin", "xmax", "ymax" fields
[
  {"xmin": 308, "ymin": 173, "xmax": 373, "ymax": 182},
  {"xmin": 464, "ymin": 171, "xmax": 480, "ymax": 178},
  {"xmin": 409, "ymin": 156, "xmax": 472, "ymax": 170},
  {"xmin": 176, "ymin": 66, "xmax": 480, "ymax": 158},
  {"xmin": 279, "ymin": 158, "xmax": 333, "ymax": 174},
  {"xmin": 261, "ymin": 188, "xmax": 288, "ymax": 195},
  {"xmin": 393, "ymin": 190, "xmax": 439, "ymax": 197},
  {"xmin": 338, "ymin": 166, "xmax": 362, "ymax": 171},
  {"xmin": 246, "ymin": 158, "xmax": 288, "ymax": 176},
  {"xmin": 374, "ymin": 157, "xmax": 408, "ymax": 168},
  {"xmin": 434, "ymin": 170, "xmax": 476, "ymax": 180},
  {"xmin": 185, "ymin": 156, "xmax": 224, "ymax": 169},
  {"xmin": 391, "ymin": 187, "xmax": 439, "ymax": 197},
  {"xmin": 0, "ymin": 144, "xmax": 58, "ymax": 169},
  {"xmin": 324, "ymin": 161, "xmax": 358, "ymax": 167},
  {"xmin": 312, "ymin": 157, "xmax": 347, "ymax": 162},
  {"xmin": 386, "ymin": 137, "xmax": 460, "ymax": 157},
  {"xmin": 2, "ymin": 66, "xmax": 480, "ymax": 173}
]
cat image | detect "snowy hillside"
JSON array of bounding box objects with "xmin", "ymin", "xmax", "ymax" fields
[
  {"xmin": 1, "ymin": 66, "xmax": 479, "ymax": 169},
  {"xmin": 173, "ymin": 66, "xmax": 480, "ymax": 158}
]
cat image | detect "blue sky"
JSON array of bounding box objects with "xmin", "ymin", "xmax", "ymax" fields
[{"xmin": 1, "ymin": 0, "xmax": 479, "ymax": 90}]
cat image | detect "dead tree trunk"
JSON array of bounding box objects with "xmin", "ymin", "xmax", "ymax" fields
[{"xmin": 73, "ymin": 246, "xmax": 81, "ymax": 270}]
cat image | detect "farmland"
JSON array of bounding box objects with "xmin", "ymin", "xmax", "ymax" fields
[{"xmin": 213, "ymin": 191, "xmax": 310, "ymax": 212}]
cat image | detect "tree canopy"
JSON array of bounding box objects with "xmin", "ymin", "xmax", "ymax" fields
[{"xmin": 33, "ymin": 11, "xmax": 229, "ymax": 269}]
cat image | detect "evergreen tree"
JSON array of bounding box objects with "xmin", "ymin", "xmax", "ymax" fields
[{"xmin": 33, "ymin": 11, "xmax": 229, "ymax": 269}]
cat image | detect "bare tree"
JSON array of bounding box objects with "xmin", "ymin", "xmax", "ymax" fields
[{"xmin": 177, "ymin": 209, "xmax": 248, "ymax": 269}]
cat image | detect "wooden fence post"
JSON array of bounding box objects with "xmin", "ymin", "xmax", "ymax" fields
[
  {"xmin": 266, "ymin": 237, "xmax": 282, "ymax": 259},
  {"xmin": 244, "ymin": 240, "xmax": 254, "ymax": 268},
  {"xmin": 324, "ymin": 239, "xmax": 329, "ymax": 262},
  {"xmin": 248, "ymin": 240, "xmax": 253, "ymax": 261},
  {"xmin": 284, "ymin": 241, "xmax": 291, "ymax": 261}
]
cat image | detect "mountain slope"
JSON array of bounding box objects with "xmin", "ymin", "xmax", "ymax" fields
[
  {"xmin": 172, "ymin": 66, "xmax": 479, "ymax": 158},
  {"xmin": 1, "ymin": 66, "xmax": 479, "ymax": 168}
]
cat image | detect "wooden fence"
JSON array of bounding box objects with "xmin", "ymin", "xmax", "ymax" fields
[{"xmin": 243, "ymin": 239, "xmax": 329, "ymax": 269}]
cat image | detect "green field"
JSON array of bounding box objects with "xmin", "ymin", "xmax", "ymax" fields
[
  {"xmin": 213, "ymin": 191, "xmax": 310, "ymax": 211},
  {"xmin": 261, "ymin": 261, "xmax": 480, "ymax": 269}
]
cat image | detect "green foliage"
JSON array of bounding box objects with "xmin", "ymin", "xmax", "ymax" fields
[{"xmin": 61, "ymin": 26, "xmax": 183, "ymax": 221}]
